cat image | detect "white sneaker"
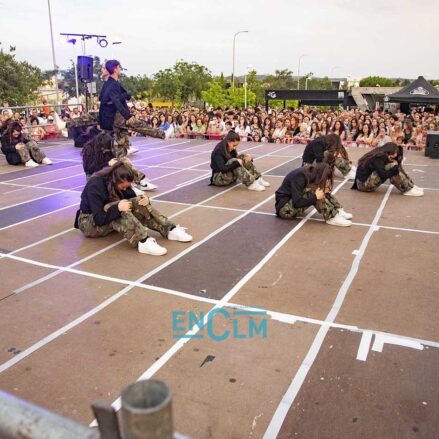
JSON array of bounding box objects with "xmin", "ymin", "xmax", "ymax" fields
[
  {"xmin": 326, "ymin": 214, "xmax": 352, "ymax": 227},
  {"xmin": 338, "ymin": 208, "xmax": 353, "ymax": 220},
  {"xmin": 168, "ymin": 225, "xmax": 193, "ymax": 242},
  {"xmin": 42, "ymin": 157, "xmax": 53, "ymax": 165},
  {"xmin": 127, "ymin": 146, "xmax": 139, "ymax": 155},
  {"xmin": 247, "ymin": 180, "xmax": 266, "ymax": 191},
  {"xmin": 413, "ymin": 185, "xmax": 424, "ymax": 195},
  {"xmin": 345, "ymin": 169, "xmax": 356, "ymax": 180},
  {"xmin": 138, "ymin": 237, "xmax": 167, "ymax": 255},
  {"xmin": 132, "ymin": 186, "xmax": 144, "ymax": 196},
  {"xmin": 25, "ymin": 159, "xmax": 39, "ymax": 168},
  {"xmin": 403, "ymin": 187, "xmax": 424, "ymax": 197},
  {"xmin": 139, "ymin": 179, "xmax": 158, "ymax": 191},
  {"xmin": 257, "ymin": 177, "xmax": 271, "ymax": 187}
]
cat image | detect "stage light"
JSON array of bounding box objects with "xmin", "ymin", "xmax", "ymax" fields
[
  {"xmin": 67, "ymin": 38, "xmax": 77, "ymax": 45},
  {"xmin": 98, "ymin": 38, "xmax": 108, "ymax": 48}
]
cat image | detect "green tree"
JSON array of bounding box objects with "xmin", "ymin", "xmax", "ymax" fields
[
  {"xmin": 0, "ymin": 44, "xmax": 45, "ymax": 105},
  {"xmin": 265, "ymin": 69, "xmax": 295, "ymax": 89},
  {"xmin": 173, "ymin": 60, "xmax": 211, "ymax": 102},
  {"xmin": 202, "ymin": 80, "xmax": 228, "ymax": 108},
  {"xmin": 306, "ymin": 76, "xmax": 332, "ymax": 90},
  {"xmin": 359, "ymin": 76, "xmax": 397, "ymax": 87},
  {"xmin": 153, "ymin": 68, "xmax": 180, "ymax": 103},
  {"xmin": 228, "ymin": 87, "xmax": 256, "ymax": 108},
  {"xmin": 246, "ymin": 70, "xmax": 265, "ymax": 104},
  {"xmin": 121, "ymin": 74, "xmax": 153, "ymax": 100}
]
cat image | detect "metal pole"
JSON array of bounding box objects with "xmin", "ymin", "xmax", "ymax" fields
[
  {"xmin": 297, "ymin": 54, "xmax": 307, "ymax": 90},
  {"xmin": 232, "ymin": 31, "xmax": 248, "ymax": 90},
  {"xmin": 47, "ymin": 0, "xmax": 60, "ymax": 106},
  {"xmin": 0, "ymin": 391, "xmax": 100, "ymax": 439},
  {"xmin": 244, "ymin": 72, "xmax": 247, "ymax": 109},
  {"xmin": 121, "ymin": 380, "xmax": 173, "ymax": 439},
  {"xmin": 73, "ymin": 60, "xmax": 80, "ymax": 108}
]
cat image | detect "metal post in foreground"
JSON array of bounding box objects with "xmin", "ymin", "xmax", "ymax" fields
[{"xmin": 120, "ymin": 380, "xmax": 173, "ymax": 439}]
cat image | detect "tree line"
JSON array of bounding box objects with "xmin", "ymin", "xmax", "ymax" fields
[{"xmin": 1, "ymin": 44, "xmax": 437, "ymax": 107}]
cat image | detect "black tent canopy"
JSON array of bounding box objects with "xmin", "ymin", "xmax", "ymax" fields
[{"xmin": 387, "ymin": 76, "xmax": 439, "ymax": 104}]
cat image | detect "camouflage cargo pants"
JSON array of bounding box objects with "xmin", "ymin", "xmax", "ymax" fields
[
  {"xmin": 78, "ymin": 197, "xmax": 175, "ymax": 246},
  {"xmin": 112, "ymin": 113, "xmax": 165, "ymax": 158},
  {"xmin": 16, "ymin": 141, "xmax": 46, "ymax": 164},
  {"xmin": 357, "ymin": 163, "xmax": 414, "ymax": 193},
  {"xmin": 335, "ymin": 157, "xmax": 351, "ymax": 176},
  {"xmin": 278, "ymin": 191, "xmax": 340, "ymax": 221},
  {"xmin": 322, "ymin": 150, "xmax": 351, "ymax": 176},
  {"xmin": 211, "ymin": 155, "xmax": 261, "ymax": 187},
  {"xmin": 66, "ymin": 113, "xmax": 97, "ymax": 128}
]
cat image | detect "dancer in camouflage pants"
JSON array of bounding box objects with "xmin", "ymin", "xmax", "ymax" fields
[
  {"xmin": 78, "ymin": 197, "xmax": 175, "ymax": 246},
  {"xmin": 112, "ymin": 113, "xmax": 165, "ymax": 158},
  {"xmin": 278, "ymin": 191, "xmax": 340, "ymax": 221},
  {"xmin": 356, "ymin": 163, "xmax": 414, "ymax": 193},
  {"xmin": 16, "ymin": 140, "xmax": 46, "ymax": 164},
  {"xmin": 211, "ymin": 155, "xmax": 261, "ymax": 187}
]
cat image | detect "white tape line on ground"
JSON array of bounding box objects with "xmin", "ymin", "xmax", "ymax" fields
[
  {"xmin": 263, "ymin": 184, "xmax": 393, "ymax": 439},
  {"xmin": 356, "ymin": 331, "xmax": 373, "ymax": 361}
]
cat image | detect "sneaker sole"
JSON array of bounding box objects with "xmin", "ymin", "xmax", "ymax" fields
[
  {"xmin": 326, "ymin": 221, "xmax": 352, "ymax": 227},
  {"xmin": 168, "ymin": 236, "xmax": 193, "ymax": 242},
  {"xmin": 138, "ymin": 249, "xmax": 167, "ymax": 255}
]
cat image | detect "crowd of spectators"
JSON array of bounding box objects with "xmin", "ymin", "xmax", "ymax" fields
[
  {"xmin": 124, "ymin": 103, "xmax": 436, "ymax": 149},
  {"xmin": 2, "ymin": 98, "xmax": 437, "ymax": 149}
]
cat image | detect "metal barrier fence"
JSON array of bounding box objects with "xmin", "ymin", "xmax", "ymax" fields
[
  {"xmin": 1, "ymin": 104, "xmax": 82, "ymax": 120},
  {"xmin": 171, "ymin": 131, "xmax": 424, "ymax": 150},
  {"xmin": 0, "ymin": 380, "xmax": 190, "ymax": 439}
]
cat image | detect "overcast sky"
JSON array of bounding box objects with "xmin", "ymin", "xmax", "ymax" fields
[{"xmin": 1, "ymin": 0, "xmax": 438, "ymax": 79}]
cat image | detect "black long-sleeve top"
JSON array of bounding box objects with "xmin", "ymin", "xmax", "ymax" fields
[
  {"xmin": 1, "ymin": 133, "xmax": 31, "ymax": 165},
  {"xmin": 79, "ymin": 176, "xmax": 136, "ymax": 226},
  {"xmin": 352, "ymin": 154, "xmax": 399, "ymax": 189},
  {"xmin": 98, "ymin": 77, "xmax": 131, "ymax": 130},
  {"xmin": 275, "ymin": 168, "xmax": 317, "ymax": 214},
  {"xmin": 210, "ymin": 140, "xmax": 241, "ymax": 173},
  {"xmin": 83, "ymin": 150, "xmax": 114, "ymax": 176},
  {"xmin": 302, "ymin": 138, "xmax": 327, "ymax": 164}
]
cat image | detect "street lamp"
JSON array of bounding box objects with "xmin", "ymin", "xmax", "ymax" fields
[
  {"xmin": 297, "ymin": 54, "xmax": 307, "ymax": 90},
  {"xmin": 232, "ymin": 30, "xmax": 248, "ymax": 90},
  {"xmin": 305, "ymin": 73, "xmax": 313, "ymax": 90},
  {"xmin": 244, "ymin": 64, "xmax": 253, "ymax": 109},
  {"xmin": 70, "ymin": 59, "xmax": 80, "ymax": 106}
]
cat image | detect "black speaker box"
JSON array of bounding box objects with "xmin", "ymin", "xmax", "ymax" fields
[
  {"xmin": 77, "ymin": 56, "xmax": 93, "ymax": 82},
  {"xmin": 425, "ymin": 131, "xmax": 439, "ymax": 159}
]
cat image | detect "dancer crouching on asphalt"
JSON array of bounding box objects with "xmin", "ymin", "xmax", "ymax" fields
[
  {"xmin": 0, "ymin": 122, "xmax": 52, "ymax": 167},
  {"xmin": 81, "ymin": 132, "xmax": 157, "ymax": 192},
  {"xmin": 75, "ymin": 162, "xmax": 192, "ymax": 255},
  {"xmin": 275, "ymin": 163, "xmax": 353, "ymax": 227},
  {"xmin": 302, "ymin": 133, "xmax": 356, "ymax": 180},
  {"xmin": 352, "ymin": 142, "xmax": 423, "ymax": 196},
  {"xmin": 210, "ymin": 131, "xmax": 270, "ymax": 191}
]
